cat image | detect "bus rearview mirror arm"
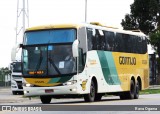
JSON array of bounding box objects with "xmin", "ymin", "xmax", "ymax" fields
[{"xmin": 72, "ymin": 39, "xmax": 79, "ymax": 57}]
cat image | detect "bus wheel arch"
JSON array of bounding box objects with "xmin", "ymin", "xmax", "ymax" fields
[
  {"xmin": 92, "ymin": 77, "xmax": 103, "ymax": 101},
  {"xmin": 92, "ymin": 77, "xmax": 98, "ymax": 93},
  {"xmin": 131, "ymin": 76, "xmax": 135, "ymax": 85},
  {"xmin": 84, "ymin": 76, "xmax": 98, "ymax": 102},
  {"xmin": 120, "ymin": 76, "xmax": 135, "ymax": 100}
]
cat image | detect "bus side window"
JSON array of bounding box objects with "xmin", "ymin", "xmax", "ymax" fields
[
  {"xmin": 87, "ymin": 28, "xmax": 106, "ymax": 51},
  {"xmin": 99, "ymin": 30, "xmax": 106, "ymax": 50},
  {"xmin": 92, "ymin": 29, "xmax": 97, "ymax": 50},
  {"xmin": 94, "ymin": 29, "xmax": 106, "ymax": 50},
  {"xmin": 129, "ymin": 35, "xmax": 134, "ymax": 53},
  {"xmin": 105, "ymin": 31, "xmax": 115, "ymax": 51},
  {"xmin": 142, "ymin": 37, "xmax": 147, "ymax": 54},
  {"xmin": 87, "ymin": 28, "xmax": 93, "ymax": 51},
  {"xmin": 123, "ymin": 34, "xmax": 130, "ymax": 53},
  {"xmin": 136, "ymin": 36, "xmax": 141, "ymax": 53},
  {"xmin": 78, "ymin": 48, "xmax": 85, "ymax": 72},
  {"xmin": 115, "ymin": 33, "xmax": 123, "ymax": 52}
]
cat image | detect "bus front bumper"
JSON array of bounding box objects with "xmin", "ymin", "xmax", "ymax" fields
[{"xmin": 23, "ymin": 85, "xmax": 79, "ymax": 97}]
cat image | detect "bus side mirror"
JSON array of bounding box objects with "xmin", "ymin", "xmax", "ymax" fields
[
  {"xmin": 11, "ymin": 44, "xmax": 21, "ymax": 61},
  {"xmin": 72, "ymin": 39, "xmax": 79, "ymax": 57}
]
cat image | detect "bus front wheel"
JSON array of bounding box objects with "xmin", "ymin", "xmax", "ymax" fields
[
  {"xmin": 84, "ymin": 80, "xmax": 96, "ymax": 102},
  {"xmin": 40, "ymin": 96, "xmax": 52, "ymax": 104},
  {"xmin": 95, "ymin": 93, "xmax": 103, "ymax": 101},
  {"xmin": 12, "ymin": 91, "xmax": 17, "ymax": 95}
]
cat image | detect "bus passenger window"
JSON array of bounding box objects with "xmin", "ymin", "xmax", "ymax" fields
[
  {"xmin": 99, "ymin": 30, "xmax": 106, "ymax": 50},
  {"xmin": 87, "ymin": 28, "xmax": 93, "ymax": 51},
  {"xmin": 105, "ymin": 31, "xmax": 115, "ymax": 51},
  {"xmin": 92, "ymin": 29, "xmax": 97, "ymax": 50}
]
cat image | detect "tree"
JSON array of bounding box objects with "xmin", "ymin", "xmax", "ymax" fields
[
  {"xmin": 0, "ymin": 67, "xmax": 11, "ymax": 81},
  {"xmin": 121, "ymin": 14, "xmax": 138, "ymax": 30},
  {"xmin": 150, "ymin": 30, "xmax": 160, "ymax": 58},
  {"xmin": 121, "ymin": 0, "xmax": 159, "ymax": 35}
]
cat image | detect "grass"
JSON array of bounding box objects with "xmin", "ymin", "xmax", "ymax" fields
[{"xmin": 140, "ymin": 89, "xmax": 160, "ymax": 95}]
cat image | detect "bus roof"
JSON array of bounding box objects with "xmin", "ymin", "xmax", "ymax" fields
[
  {"xmin": 26, "ymin": 23, "xmax": 82, "ymax": 31},
  {"xmin": 26, "ymin": 23, "xmax": 146, "ymax": 37}
]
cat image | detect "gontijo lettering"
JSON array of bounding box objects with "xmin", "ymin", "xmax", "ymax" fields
[{"xmin": 119, "ymin": 56, "xmax": 136, "ymax": 65}]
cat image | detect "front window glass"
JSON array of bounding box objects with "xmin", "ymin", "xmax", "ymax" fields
[
  {"xmin": 23, "ymin": 45, "xmax": 76, "ymax": 76},
  {"xmin": 24, "ymin": 29, "xmax": 76, "ymax": 45},
  {"xmin": 22, "ymin": 29, "xmax": 77, "ymax": 76},
  {"xmin": 12, "ymin": 62, "xmax": 21, "ymax": 72}
]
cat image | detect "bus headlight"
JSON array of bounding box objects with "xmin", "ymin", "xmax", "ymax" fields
[
  {"xmin": 23, "ymin": 82, "xmax": 34, "ymax": 87},
  {"xmin": 25, "ymin": 83, "xmax": 34, "ymax": 87},
  {"xmin": 23, "ymin": 79, "xmax": 34, "ymax": 87},
  {"xmin": 63, "ymin": 80, "xmax": 77, "ymax": 85}
]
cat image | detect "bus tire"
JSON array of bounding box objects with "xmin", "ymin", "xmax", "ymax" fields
[
  {"xmin": 120, "ymin": 93, "xmax": 127, "ymax": 100},
  {"xmin": 18, "ymin": 91, "xmax": 24, "ymax": 95},
  {"xmin": 95, "ymin": 93, "xmax": 103, "ymax": 101},
  {"xmin": 128, "ymin": 80, "xmax": 135, "ymax": 99},
  {"xmin": 134, "ymin": 81, "xmax": 139, "ymax": 99},
  {"xmin": 40, "ymin": 96, "xmax": 52, "ymax": 104},
  {"xmin": 120, "ymin": 80, "xmax": 135, "ymax": 100},
  {"xmin": 12, "ymin": 91, "xmax": 17, "ymax": 95},
  {"xmin": 84, "ymin": 80, "xmax": 96, "ymax": 102}
]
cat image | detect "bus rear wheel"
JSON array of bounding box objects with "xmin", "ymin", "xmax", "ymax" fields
[
  {"xmin": 95, "ymin": 93, "xmax": 103, "ymax": 101},
  {"xmin": 40, "ymin": 96, "xmax": 52, "ymax": 104},
  {"xmin": 134, "ymin": 81, "xmax": 139, "ymax": 99},
  {"xmin": 127, "ymin": 80, "xmax": 135, "ymax": 99},
  {"xmin": 84, "ymin": 80, "xmax": 96, "ymax": 102},
  {"xmin": 12, "ymin": 91, "xmax": 17, "ymax": 95},
  {"xmin": 120, "ymin": 80, "xmax": 135, "ymax": 100}
]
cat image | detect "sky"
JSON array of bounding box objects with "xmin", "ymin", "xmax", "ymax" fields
[{"xmin": 0, "ymin": 0, "xmax": 134, "ymax": 68}]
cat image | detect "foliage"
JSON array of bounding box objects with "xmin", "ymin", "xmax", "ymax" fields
[
  {"xmin": 150, "ymin": 30, "xmax": 160, "ymax": 58},
  {"xmin": 0, "ymin": 67, "xmax": 11, "ymax": 81},
  {"xmin": 121, "ymin": 0, "xmax": 159, "ymax": 35},
  {"xmin": 121, "ymin": 0, "xmax": 160, "ymax": 65}
]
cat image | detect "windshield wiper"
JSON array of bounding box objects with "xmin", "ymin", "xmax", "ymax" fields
[
  {"xmin": 34, "ymin": 50, "xmax": 43, "ymax": 73},
  {"xmin": 48, "ymin": 57, "xmax": 61, "ymax": 75}
]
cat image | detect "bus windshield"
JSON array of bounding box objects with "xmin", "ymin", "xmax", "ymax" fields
[
  {"xmin": 24, "ymin": 29, "xmax": 76, "ymax": 45},
  {"xmin": 22, "ymin": 29, "xmax": 76, "ymax": 77},
  {"xmin": 13, "ymin": 62, "xmax": 22, "ymax": 72}
]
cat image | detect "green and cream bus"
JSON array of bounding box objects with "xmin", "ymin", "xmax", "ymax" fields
[{"xmin": 12, "ymin": 22, "xmax": 149, "ymax": 103}]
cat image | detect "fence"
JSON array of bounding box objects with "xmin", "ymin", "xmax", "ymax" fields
[{"xmin": 149, "ymin": 54, "xmax": 160, "ymax": 85}]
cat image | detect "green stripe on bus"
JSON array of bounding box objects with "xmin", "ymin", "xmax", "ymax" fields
[{"xmin": 97, "ymin": 51, "xmax": 121, "ymax": 85}]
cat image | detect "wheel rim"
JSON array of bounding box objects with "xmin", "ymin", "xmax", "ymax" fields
[
  {"xmin": 90, "ymin": 82, "xmax": 95, "ymax": 98},
  {"xmin": 136, "ymin": 82, "xmax": 139, "ymax": 95},
  {"xmin": 131, "ymin": 82, "xmax": 134, "ymax": 95}
]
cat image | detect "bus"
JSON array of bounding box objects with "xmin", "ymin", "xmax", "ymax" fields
[
  {"xmin": 10, "ymin": 60, "xmax": 23, "ymax": 95},
  {"xmin": 15, "ymin": 22, "xmax": 149, "ymax": 103}
]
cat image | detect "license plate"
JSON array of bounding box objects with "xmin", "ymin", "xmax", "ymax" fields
[{"xmin": 45, "ymin": 89, "xmax": 54, "ymax": 93}]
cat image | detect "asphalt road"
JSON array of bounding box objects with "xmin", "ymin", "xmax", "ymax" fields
[{"xmin": 0, "ymin": 87, "xmax": 160, "ymax": 114}]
